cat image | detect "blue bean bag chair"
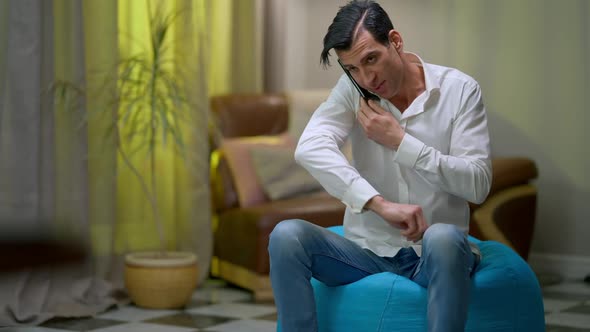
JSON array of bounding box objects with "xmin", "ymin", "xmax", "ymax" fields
[{"xmin": 277, "ymin": 225, "xmax": 545, "ymax": 332}]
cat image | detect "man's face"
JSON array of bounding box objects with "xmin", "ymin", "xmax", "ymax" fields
[{"xmin": 337, "ymin": 29, "xmax": 403, "ymax": 100}]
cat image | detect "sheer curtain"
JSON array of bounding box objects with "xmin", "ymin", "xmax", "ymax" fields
[
  {"xmin": 0, "ymin": 0, "xmax": 264, "ymax": 326},
  {"xmin": 209, "ymin": 0, "xmax": 264, "ymax": 96},
  {"xmin": 0, "ymin": 0, "xmax": 112, "ymax": 326}
]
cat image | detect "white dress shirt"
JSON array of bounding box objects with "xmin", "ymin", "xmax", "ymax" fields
[{"xmin": 295, "ymin": 54, "xmax": 492, "ymax": 257}]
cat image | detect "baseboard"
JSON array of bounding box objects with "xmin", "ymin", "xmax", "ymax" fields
[{"xmin": 528, "ymin": 252, "xmax": 590, "ymax": 281}]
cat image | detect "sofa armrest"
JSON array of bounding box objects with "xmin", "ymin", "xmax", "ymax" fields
[
  {"xmin": 472, "ymin": 184, "xmax": 537, "ymax": 260},
  {"xmin": 468, "ymin": 157, "xmax": 538, "ymax": 260},
  {"xmin": 489, "ymin": 157, "xmax": 538, "ymax": 196},
  {"xmin": 210, "ymin": 149, "xmax": 239, "ymax": 212}
]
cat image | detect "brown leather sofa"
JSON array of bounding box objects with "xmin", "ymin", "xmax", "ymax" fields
[{"xmin": 209, "ymin": 92, "xmax": 538, "ymax": 301}]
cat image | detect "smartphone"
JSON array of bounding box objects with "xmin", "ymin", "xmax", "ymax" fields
[{"xmin": 338, "ymin": 59, "xmax": 380, "ymax": 102}]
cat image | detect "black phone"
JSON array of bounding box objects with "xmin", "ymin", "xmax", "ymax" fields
[{"xmin": 338, "ymin": 59, "xmax": 380, "ymax": 102}]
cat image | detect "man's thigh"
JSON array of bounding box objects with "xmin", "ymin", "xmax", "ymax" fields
[{"xmin": 293, "ymin": 221, "xmax": 393, "ymax": 286}]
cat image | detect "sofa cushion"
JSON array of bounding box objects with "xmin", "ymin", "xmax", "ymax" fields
[
  {"xmin": 221, "ymin": 133, "xmax": 295, "ymax": 208},
  {"xmin": 250, "ymin": 145, "xmax": 323, "ymax": 201}
]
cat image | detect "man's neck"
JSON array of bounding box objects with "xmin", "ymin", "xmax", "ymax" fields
[{"xmin": 388, "ymin": 54, "xmax": 426, "ymax": 112}]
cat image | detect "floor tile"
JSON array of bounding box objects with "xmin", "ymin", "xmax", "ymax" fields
[
  {"xmin": 545, "ymin": 312, "xmax": 590, "ymax": 329},
  {"xmin": 144, "ymin": 313, "xmax": 236, "ymax": 329},
  {"xmin": 186, "ymin": 303, "xmax": 276, "ymax": 319},
  {"xmin": 201, "ymin": 319, "xmax": 276, "ymax": 332},
  {"xmin": 40, "ymin": 318, "xmax": 124, "ymax": 331},
  {"xmin": 7, "ymin": 276, "xmax": 589, "ymax": 331},
  {"xmin": 91, "ymin": 322, "xmax": 196, "ymax": 332},
  {"xmin": 256, "ymin": 312, "xmax": 278, "ymax": 321},
  {"xmin": 537, "ymin": 273, "xmax": 565, "ymax": 288},
  {"xmin": 544, "ymin": 291, "xmax": 590, "ymax": 302},
  {"xmin": 96, "ymin": 305, "xmax": 181, "ymax": 322},
  {"xmin": 544, "ymin": 299, "xmax": 584, "ymax": 313},
  {"xmin": 240, "ymin": 297, "xmax": 275, "ymax": 306},
  {"xmin": 200, "ymin": 279, "xmax": 228, "ymax": 289},
  {"xmin": 546, "ymin": 325, "xmax": 590, "ymax": 332},
  {"xmin": 0, "ymin": 328, "xmax": 73, "ymax": 332},
  {"xmin": 564, "ymin": 303, "xmax": 590, "ymax": 315},
  {"xmin": 544, "ymin": 282, "xmax": 590, "ymax": 296},
  {"xmin": 191, "ymin": 286, "xmax": 252, "ymax": 304},
  {"xmin": 184, "ymin": 298, "xmax": 213, "ymax": 309},
  {"xmin": 543, "ymin": 281, "xmax": 590, "ymax": 304}
]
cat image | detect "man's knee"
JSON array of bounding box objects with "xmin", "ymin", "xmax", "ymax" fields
[
  {"xmin": 422, "ymin": 223, "xmax": 465, "ymax": 252},
  {"xmin": 268, "ymin": 219, "xmax": 308, "ymax": 254}
]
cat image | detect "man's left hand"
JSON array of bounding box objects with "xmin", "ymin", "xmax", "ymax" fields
[{"xmin": 357, "ymin": 99, "xmax": 405, "ymax": 149}]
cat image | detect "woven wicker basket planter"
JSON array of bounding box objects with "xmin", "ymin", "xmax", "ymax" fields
[{"xmin": 124, "ymin": 251, "xmax": 198, "ymax": 309}]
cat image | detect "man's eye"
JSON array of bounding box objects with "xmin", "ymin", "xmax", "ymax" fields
[
  {"xmin": 349, "ymin": 67, "xmax": 358, "ymax": 73},
  {"xmin": 367, "ymin": 56, "xmax": 376, "ymax": 63}
]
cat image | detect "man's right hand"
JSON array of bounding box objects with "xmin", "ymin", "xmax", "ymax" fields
[{"xmin": 365, "ymin": 195, "xmax": 428, "ymax": 242}]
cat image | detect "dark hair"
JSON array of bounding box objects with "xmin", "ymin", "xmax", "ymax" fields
[{"xmin": 321, "ymin": 0, "xmax": 394, "ymax": 67}]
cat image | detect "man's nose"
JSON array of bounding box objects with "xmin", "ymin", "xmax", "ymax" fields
[{"xmin": 359, "ymin": 68, "xmax": 377, "ymax": 87}]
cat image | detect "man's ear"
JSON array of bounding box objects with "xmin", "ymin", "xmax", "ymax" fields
[{"xmin": 388, "ymin": 30, "xmax": 403, "ymax": 50}]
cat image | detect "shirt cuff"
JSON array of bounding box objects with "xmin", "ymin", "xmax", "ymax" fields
[
  {"xmin": 393, "ymin": 133, "xmax": 424, "ymax": 168},
  {"xmin": 342, "ymin": 177, "xmax": 380, "ymax": 214}
]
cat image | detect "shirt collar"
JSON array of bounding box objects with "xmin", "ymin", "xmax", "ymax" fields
[
  {"xmin": 387, "ymin": 53, "xmax": 440, "ymax": 119},
  {"xmin": 406, "ymin": 52, "xmax": 441, "ymax": 95}
]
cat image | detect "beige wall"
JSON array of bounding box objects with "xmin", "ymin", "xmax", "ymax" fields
[{"xmin": 266, "ymin": 0, "xmax": 590, "ymax": 263}]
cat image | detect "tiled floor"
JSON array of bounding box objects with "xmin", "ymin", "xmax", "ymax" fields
[
  {"xmin": 543, "ymin": 276, "xmax": 590, "ymax": 331},
  {"xmin": 1, "ymin": 275, "xmax": 589, "ymax": 332}
]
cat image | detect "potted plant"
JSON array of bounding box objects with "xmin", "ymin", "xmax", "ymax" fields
[{"xmin": 50, "ymin": 7, "xmax": 203, "ymax": 309}]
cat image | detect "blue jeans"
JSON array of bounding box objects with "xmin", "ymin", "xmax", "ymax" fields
[{"xmin": 268, "ymin": 219, "xmax": 479, "ymax": 332}]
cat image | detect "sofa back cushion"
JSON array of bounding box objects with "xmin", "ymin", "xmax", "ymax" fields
[
  {"xmin": 220, "ymin": 133, "xmax": 296, "ymax": 208},
  {"xmin": 210, "ymin": 93, "xmax": 289, "ymax": 149},
  {"xmin": 250, "ymin": 145, "xmax": 323, "ymax": 201}
]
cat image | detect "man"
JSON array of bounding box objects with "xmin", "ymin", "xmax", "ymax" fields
[{"xmin": 268, "ymin": 1, "xmax": 492, "ymax": 331}]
